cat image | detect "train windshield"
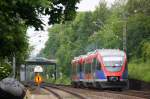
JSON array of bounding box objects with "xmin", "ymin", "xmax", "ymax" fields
[
  {"xmin": 102, "ymin": 56, "xmax": 124, "ymax": 72},
  {"xmin": 103, "ymin": 56, "xmax": 124, "ymax": 66}
]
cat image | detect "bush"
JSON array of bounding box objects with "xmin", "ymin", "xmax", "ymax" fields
[
  {"xmin": 45, "ymin": 75, "xmax": 71, "ymax": 85},
  {"xmin": 141, "ymin": 41, "xmax": 150, "ymax": 62},
  {"xmin": 128, "ymin": 61, "xmax": 150, "ymax": 83},
  {"xmin": 0, "ymin": 61, "xmax": 12, "ymax": 80}
]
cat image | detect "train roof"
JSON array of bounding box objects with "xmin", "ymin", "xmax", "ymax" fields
[
  {"xmin": 72, "ymin": 55, "xmax": 87, "ymax": 63},
  {"xmin": 98, "ymin": 49, "xmax": 125, "ymax": 56},
  {"xmin": 72, "ymin": 49, "xmax": 125, "ymax": 63}
]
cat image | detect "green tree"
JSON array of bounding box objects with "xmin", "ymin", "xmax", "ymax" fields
[
  {"xmin": 0, "ymin": 60, "xmax": 12, "ymax": 80},
  {"xmin": 0, "ymin": 0, "xmax": 79, "ymax": 30},
  {"xmin": 127, "ymin": 13, "xmax": 150, "ymax": 59},
  {"xmin": 0, "ymin": 0, "xmax": 79, "ymax": 78}
]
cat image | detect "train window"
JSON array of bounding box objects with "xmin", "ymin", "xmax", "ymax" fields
[
  {"xmin": 87, "ymin": 63, "xmax": 91, "ymax": 73},
  {"xmin": 72, "ymin": 64, "xmax": 76, "ymax": 75},
  {"xmin": 92, "ymin": 58, "xmax": 97, "ymax": 71},
  {"xmin": 84, "ymin": 62, "xmax": 86, "ymax": 73},
  {"xmin": 102, "ymin": 56, "xmax": 125, "ymax": 72},
  {"xmin": 84, "ymin": 63, "xmax": 88, "ymax": 73},
  {"xmin": 79, "ymin": 63, "xmax": 83, "ymax": 72},
  {"xmin": 103, "ymin": 56, "xmax": 123, "ymax": 66},
  {"xmin": 83, "ymin": 62, "xmax": 85, "ymax": 73},
  {"xmin": 77, "ymin": 63, "xmax": 80, "ymax": 74},
  {"xmin": 75, "ymin": 63, "xmax": 77, "ymax": 73},
  {"xmin": 92, "ymin": 58, "xmax": 101, "ymax": 70},
  {"xmin": 85, "ymin": 62, "xmax": 89, "ymax": 74},
  {"xmin": 96, "ymin": 60, "xmax": 101, "ymax": 70}
]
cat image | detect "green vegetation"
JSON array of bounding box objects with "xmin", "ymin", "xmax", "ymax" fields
[
  {"xmin": 128, "ymin": 61, "xmax": 150, "ymax": 83},
  {"xmin": 0, "ymin": 0, "xmax": 79, "ymax": 79},
  {"xmin": 45, "ymin": 75, "xmax": 71, "ymax": 85},
  {"xmin": 42, "ymin": 65, "xmax": 71, "ymax": 85},
  {"xmin": 0, "ymin": 60, "xmax": 12, "ymax": 80},
  {"xmin": 40, "ymin": 0, "xmax": 150, "ymax": 83}
]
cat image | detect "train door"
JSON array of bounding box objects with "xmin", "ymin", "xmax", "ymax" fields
[
  {"xmin": 77, "ymin": 63, "xmax": 82, "ymax": 81},
  {"xmin": 92, "ymin": 58, "xmax": 97, "ymax": 82},
  {"xmin": 88, "ymin": 61, "xmax": 92, "ymax": 82},
  {"xmin": 85, "ymin": 58, "xmax": 92, "ymax": 83},
  {"xmin": 79, "ymin": 63, "xmax": 83, "ymax": 81},
  {"xmin": 76, "ymin": 63, "xmax": 79, "ymax": 81},
  {"xmin": 72, "ymin": 63, "xmax": 76, "ymax": 81},
  {"xmin": 84, "ymin": 62, "xmax": 88, "ymax": 82},
  {"xmin": 83, "ymin": 62, "xmax": 85, "ymax": 81},
  {"xmin": 95, "ymin": 58, "xmax": 104, "ymax": 80},
  {"xmin": 91, "ymin": 59, "xmax": 93, "ymax": 82},
  {"xmin": 75, "ymin": 63, "xmax": 78, "ymax": 81}
]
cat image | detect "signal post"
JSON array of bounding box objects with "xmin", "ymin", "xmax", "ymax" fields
[{"xmin": 34, "ymin": 66, "xmax": 43, "ymax": 90}]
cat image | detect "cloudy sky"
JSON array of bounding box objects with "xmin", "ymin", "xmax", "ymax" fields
[{"xmin": 27, "ymin": 0, "xmax": 115, "ymax": 57}]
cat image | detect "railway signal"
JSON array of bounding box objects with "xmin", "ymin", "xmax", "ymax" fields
[
  {"xmin": 34, "ymin": 66, "xmax": 43, "ymax": 86},
  {"xmin": 34, "ymin": 73, "xmax": 42, "ymax": 86}
]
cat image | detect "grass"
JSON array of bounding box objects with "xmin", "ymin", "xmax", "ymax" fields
[
  {"xmin": 44, "ymin": 75, "xmax": 71, "ymax": 85},
  {"xmin": 128, "ymin": 61, "xmax": 150, "ymax": 83}
]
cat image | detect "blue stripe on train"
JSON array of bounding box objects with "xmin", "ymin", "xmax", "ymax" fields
[
  {"xmin": 78, "ymin": 70, "xmax": 106, "ymax": 80},
  {"xmin": 78, "ymin": 70, "xmax": 127, "ymax": 80},
  {"xmin": 96, "ymin": 70, "xmax": 106, "ymax": 79}
]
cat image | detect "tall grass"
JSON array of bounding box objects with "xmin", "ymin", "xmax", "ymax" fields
[
  {"xmin": 128, "ymin": 61, "xmax": 150, "ymax": 82},
  {"xmin": 44, "ymin": 75, "xmax": 71, "ymax": 85}
]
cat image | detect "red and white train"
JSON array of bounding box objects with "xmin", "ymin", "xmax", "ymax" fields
[{"xmin": 71, "ymin": 49, "xmax": 128, "ymax": 89}]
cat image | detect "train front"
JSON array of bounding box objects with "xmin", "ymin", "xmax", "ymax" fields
[{"xmin": 100, "ymin": 50, "xmax": 128, "ymax": 89}]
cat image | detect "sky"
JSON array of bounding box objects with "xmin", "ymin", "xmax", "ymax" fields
[
  {"xmin": 27, "ymin": 0, "xmax": 115, "ymax": 57},
  {"xmin": 77, "ymin": 0, "xmax": 115, "ymax": 11}
]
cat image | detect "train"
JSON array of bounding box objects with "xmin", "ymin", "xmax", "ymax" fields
[{"xmin": 71, "ymin": 49, "xmax": 128, "ymax": 90}]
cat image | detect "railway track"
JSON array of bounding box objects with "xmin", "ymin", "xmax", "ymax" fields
[
  {"xmin": 25, "ymin": 82, "xmax": 86, "ymax": 99},
  {"xmin": 42, "ymin": 86, "xmax": 86, "ymax": 99},
  {"xmin": 106, "ymin": 90, "xmax": 150, "ymax": 99},
  {"xmin": 24, "ymin": 82, "xmax": 150, "ymax": 99},
  {"xmin": 64, "ymin": 84, "xmax": 150, "ymax": 99},
  {"xmin": 46, "ymin": 83, "xmax": 150, "ymax": 99},
  {"xmin": 57, "ymin": 86, "xmax": 146, "ymax": 99}
]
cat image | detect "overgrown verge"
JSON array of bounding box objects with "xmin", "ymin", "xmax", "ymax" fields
[
  {"xmin": 44, "ymin": 75, "xmax": 71, "ymax": 85},
  {"xmin": 0, "ymin": 60, "xmax": 12, "ymax": 80},
  {"xmin": 128, "ymin": 61, "xmax": 150, "ymax": 83}
]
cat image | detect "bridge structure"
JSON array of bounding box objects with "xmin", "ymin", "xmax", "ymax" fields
[{"xmin": 20, "ymin": 57, "xmax": 57, "ymax": 81}]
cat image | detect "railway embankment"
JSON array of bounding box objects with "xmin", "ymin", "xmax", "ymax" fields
[
  {"xmin": 128, "ymin": 62, "xmax": 150, "ymax": 90},
  {"xmin": 128, "ymin": 62, "xmax": 150, "ymax": 83},
  {"xmin": 129, "ymin": 79, "xmax": 150, "ymax": 90}
]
